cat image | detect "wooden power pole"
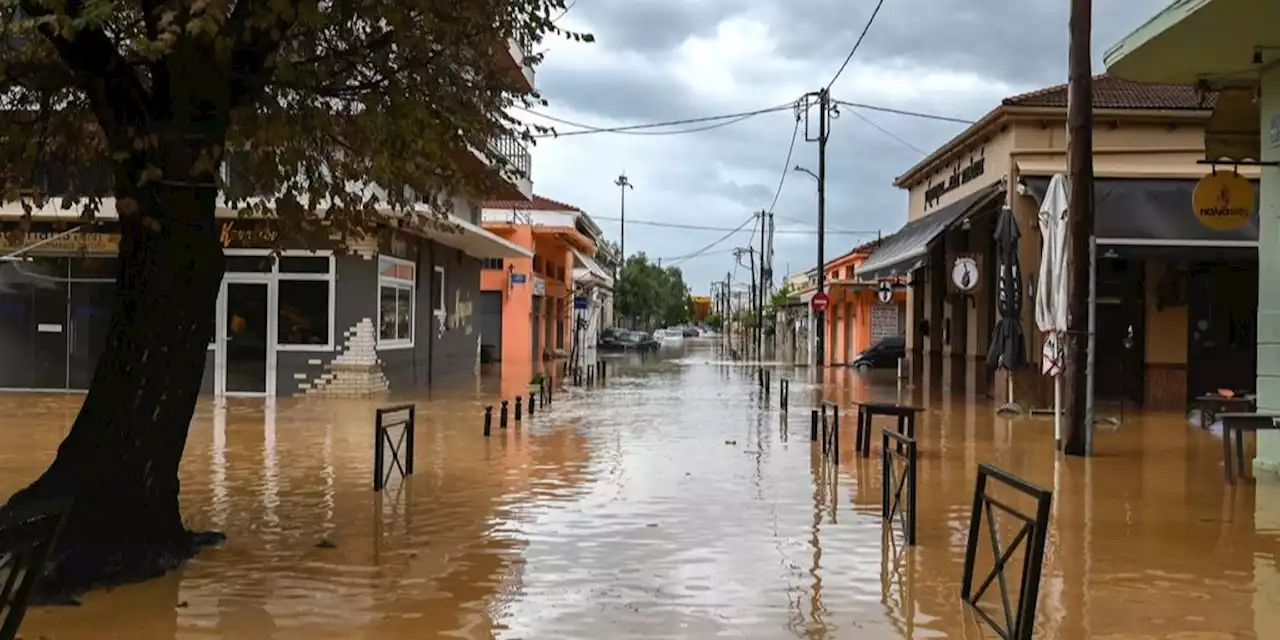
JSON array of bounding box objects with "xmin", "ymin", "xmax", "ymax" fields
[{"xmin": 1064, "ymin": 0, "xmax": 1094, "ymax": 457}]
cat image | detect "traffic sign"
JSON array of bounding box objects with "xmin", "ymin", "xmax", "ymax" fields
[
  {"xmin": 877, "ymin": 281, "xmax": 893, "ymax": 303},
  {"xmin": 811, "ymin": 292, "xmax": 830, "ymax": 312}
]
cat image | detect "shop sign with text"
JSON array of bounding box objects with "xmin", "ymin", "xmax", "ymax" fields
[
  {"xmin": 924, "ymin": 151, "xmax": 986, "ymax": 210},
  {"xmin": 0, "ymin": 230, "xmax": 119, "ymax": 254},
  {"xmin": 1192, "ymin": 171, "xmax": 1255, "ymax": 231}
]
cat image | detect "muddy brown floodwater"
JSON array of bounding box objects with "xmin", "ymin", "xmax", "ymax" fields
[{"xmin": 2, "ymin": 339, "xmax": 1279, "ymax": 638}]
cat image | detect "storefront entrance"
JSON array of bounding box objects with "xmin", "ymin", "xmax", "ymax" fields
[
  {"xmin": 1187, "ymin": 262, "xmax": 1257, "ymax": 399},
  {"xmin": 215, "ymin": 280, "xmax": 272, "ymax": 396}
]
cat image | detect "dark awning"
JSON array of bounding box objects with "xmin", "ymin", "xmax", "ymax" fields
[
  {"xmin": 856, "ymin": 182, "xmax": 1004, "ymax": 282},
  {"xmin": 1023, "ymin": 177, "xmax": 1259, "ymax": 245}
]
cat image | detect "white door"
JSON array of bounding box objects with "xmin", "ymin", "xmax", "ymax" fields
[{"xmin": 215, "ymin": 278, "xmax": 276, "ymax": 396}]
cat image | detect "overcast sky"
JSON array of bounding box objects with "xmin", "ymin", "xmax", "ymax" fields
[{"xmin": 520, "ymin": 0, "xmax": 1171, "ymax": 294}]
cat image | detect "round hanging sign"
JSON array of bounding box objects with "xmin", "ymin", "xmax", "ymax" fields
[
  {"xmin": 877, "ymin": 281, "xmax": 893, "ymax": 303},
  {"xmin": 1192, "ymin": 171, "xmax": 1254, "ymax": 231}
]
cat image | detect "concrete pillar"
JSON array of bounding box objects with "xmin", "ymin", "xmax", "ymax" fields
[{"xmin": 1257, "ymin": 67, "xmax": 1280, "ymax": 473}]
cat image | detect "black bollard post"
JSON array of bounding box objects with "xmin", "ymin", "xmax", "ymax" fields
[
  {"xmin": 500, "ymin": 400, "xmax": 509, "ymax": 429},
  {"xmin": 515, "ymin": 395, "xmax": 523, "ymax": 421},
  {"xmin": 547, "ymin": 381, "xmax": 553, "ymax": 405},
  {"xmin": 781, "ymin": 379, "xmax": 789, "ymax": 412},
  {"xmin": 811, "ymin": 409, "xmax": 819, "ymax": 442},
  {"xmin": 528, "ymin": 393, "xmax": 536, "ymax": 416},
  {"xmin": 484, "ymin": 406, "xmax": 493, "ymax": 437},
  {"xmin": 600, "ymin": 360, "xmax": 607, "ymax": 382}
]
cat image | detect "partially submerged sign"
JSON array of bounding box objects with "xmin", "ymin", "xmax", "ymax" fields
[{"xmin": 1192, "ymin": 171, "xmax": 1255, "ymax": 231}]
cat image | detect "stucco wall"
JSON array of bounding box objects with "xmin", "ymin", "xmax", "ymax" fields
[{"xmin": 427, "ymin": 240, "xmax": 481, "ymax": 384}]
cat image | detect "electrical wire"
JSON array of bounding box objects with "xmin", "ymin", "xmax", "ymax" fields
[
  {"xmin": 654, "ymin": 247, "xmax": 737, "ymax": 263},
  {"xmin": 589, "ymin": 215, "xmax": 876, "ymax": 235},
  {"xmin": 834, "ymin": 100, "xmax": 975, "ymax": 124},
  {"xmin": 849, "ymin": 109, "xmax": 927, "ymax": 155},
  {"xmin": 827, "ymin": 0, "xmax": 886, "ymax": 89},
  {"xmin": 520, "ymin": 101, "xmax": 797, "ymax": 138},
  {"xmin": 766, "ymin": 116, "xmax": 801, "ymax": 214},
  {"xmin": 664, "ymin": 214, "xmax": 757, "ymax": 268}
]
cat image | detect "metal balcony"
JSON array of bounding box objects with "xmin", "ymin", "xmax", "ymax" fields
[{"xmin": 497, "ymin": 36, "xmax": 536, "ymax": 93}]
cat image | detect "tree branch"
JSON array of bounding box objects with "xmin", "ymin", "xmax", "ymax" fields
[{"xmin": 226, "ymin": 0, "xmax": 302, "ymax": 109}]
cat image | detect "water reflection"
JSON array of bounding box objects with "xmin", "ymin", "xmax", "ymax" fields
[{"xmin": 0, "ymin": 343, "xmax": 1275, "ymax": 637}]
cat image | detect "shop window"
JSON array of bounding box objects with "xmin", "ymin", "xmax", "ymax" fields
[
  {"xmin": 278, "ymin": 280, "xmax": 330, "ymax": 346},
  {"xmin": 432, "ymin": 266, "xmax": 446, "ymax": 317},
  {"xmin": 378, "ymin": 256, "xmax": 414, "ymax": 346},
  {"xmin": 226, "ymin": 255, "xmax": 274, "ymax": 272},
  {"xmin": 279, "ymin": 256, "xmax": 330, "ymax": 274}
]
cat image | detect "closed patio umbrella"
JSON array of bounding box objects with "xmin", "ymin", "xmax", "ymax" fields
[
  {"xmin": 988, "ymin": 204, "xmax": 1026, "ymax": 414},
  {"xmin": 1036, "ymin": 174, "xmax": 1071, "ymax": 446}
]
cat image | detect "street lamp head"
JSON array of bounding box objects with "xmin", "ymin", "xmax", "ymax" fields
[{"xmin": 615, "ymin": 174, "xmax": 634, "ymax": 189}]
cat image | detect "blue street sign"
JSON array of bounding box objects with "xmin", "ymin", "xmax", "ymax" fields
[
  {"xmin": 510, "ymin": 272, "xmax": 527, "ymax": 284},
  {"xmin": 573, "ymin": 296, "xmax": 589, "ymax": 309}
]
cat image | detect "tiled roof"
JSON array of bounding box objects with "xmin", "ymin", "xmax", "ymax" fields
[
  {"xmin": 481, "ymin": 194, "xmax": 582, "ymax": 212},
  {"xmin": 1002, "ymin": 74, "xmax": 1216, "ymax": 110}
]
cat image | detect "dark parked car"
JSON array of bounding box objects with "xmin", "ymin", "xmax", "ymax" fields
[
  {"xmin": 600, "ymin": 328, "xmax": 658, "ymax": 352},
  {"xmin": 853, "ymin": 335, "xmax": 905, "ymax": 371}
]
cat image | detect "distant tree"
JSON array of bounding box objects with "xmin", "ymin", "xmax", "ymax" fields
[
  {"xmin": 614, "ymin": 253, "xmax": 690, "ymax": 329},
  {"xmin": 0, "ymin": 0, "xmax": 586, "ymax": 596}
]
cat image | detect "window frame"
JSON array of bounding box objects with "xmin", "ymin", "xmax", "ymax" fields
[
  {"xmin": 208, "ymin": 249, "xmax": 336, "ymax": 353},
  {"xmin": 377, "ymin": 254, "xmax": 416, "ymax": 350}
]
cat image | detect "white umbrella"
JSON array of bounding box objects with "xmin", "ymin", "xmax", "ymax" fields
[{"xmin": 1036, "ymin": 174, "xmax": 1070, "ymax": 447}]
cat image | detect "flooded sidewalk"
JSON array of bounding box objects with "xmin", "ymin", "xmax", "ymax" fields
[{"xmin": 3, "ymin": 340, "xmax": 1280, "ymax": 638}]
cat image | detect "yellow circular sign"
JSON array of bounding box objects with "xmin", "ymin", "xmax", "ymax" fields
[{"xmin": 1192, "ymin": 172, "xmax": 1255, "ymax": 231}]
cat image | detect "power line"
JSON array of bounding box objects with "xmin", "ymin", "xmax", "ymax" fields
[
  {"xmin": 835, "ymin": 100, "xmax": 975, "ymax": 124},
  {"xmin": 666, "ymin": 214, "xmax": 757, "ymax": 268},
  {"xmin": 766, "ymin": 115, "xmax": 801, "ymax": 214},
  {"xmin": 656, "ymin": 247, "xmax": 737, "ymax": 263},
  {"xmin": 520, "ymin": 102, "xmax": 797, "ymax": 138},
  {"xmin": 590, "ymin": 215, "xmax": 876, "ymax": 235},
  {"xmin": 827, "ymin": 0, "xmax": 887, "ymax": 89},
  {"xmin": 849, "ymin": 109, "xmax": 927, "ymax": 155}
]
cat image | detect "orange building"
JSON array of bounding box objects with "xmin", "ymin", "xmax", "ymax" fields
[
  {"xmin": 691, "ymin": 295, "xmax": 712, "ymax": 322},
  {"xmin": 479, "ymin": 196, "xmax": 599, "ymax": 395},
  {"xmin": 817, "ymin": 239, "xmax": 907, "ymax": 366}
]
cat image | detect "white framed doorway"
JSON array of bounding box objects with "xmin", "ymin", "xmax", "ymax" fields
[{"xmin": 213, "ymin": 276, "xmax": 276, "ymax": 397}]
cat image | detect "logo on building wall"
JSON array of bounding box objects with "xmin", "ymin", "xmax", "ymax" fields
[
  {"xmin": 1192, "ymin": 171, "xmax": 1255, "ymax": 231},
  {"xmin": 452, "ymin": 289, "xmax": 474, "ymax": 335},
  {"xmin": 924, "ymin": 150, "xmax": 986, "ymax": 210},
  {"xmin": 949, "ymin": 254, "xmax": 981, "ymax": 295}
]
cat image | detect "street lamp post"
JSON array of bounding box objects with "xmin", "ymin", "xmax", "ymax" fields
[{"xmin": 614, "ymin": 173, "xmax": 633, "ymax": 262}]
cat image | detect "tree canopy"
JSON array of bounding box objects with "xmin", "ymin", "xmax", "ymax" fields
[
  {"xmin": 0, "ymin": 0, "xmax": 586, "ymax": 238},
  {"xmin": 614, "ymin": 252, "xmax": 690, "ymax": 329}
]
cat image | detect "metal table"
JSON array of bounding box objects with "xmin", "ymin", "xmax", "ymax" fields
[
  {"xmin": 1191, "ymin": 394, "xmax": 1256, "ymax": 430},
  {"xmin": 1219, "ymin": 411, "xmax": 1280, "ymax": 484}
]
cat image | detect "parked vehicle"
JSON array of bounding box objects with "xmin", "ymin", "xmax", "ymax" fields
[
  {"xmin": 600, "ymin": 328, "xmax": 659, "ymax": 352},
  {"xmin": 655, "ymin": 328, "xmax": 685, "ymax": 345},
  {"xmin": 853, "ymin": 335, "xmax": 906, "ymax": 371}
]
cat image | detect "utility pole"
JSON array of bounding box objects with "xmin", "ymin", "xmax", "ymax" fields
[
  {"xmin": 1064, "ymin": 0, "xmax": 1094, "ymax": 457},
  {"xmin": 615, "ymin": 173, "xmax": 633, "ymax": 264},
  {"xmin": 758, "ymin": 210, "xmax": 767, "ymax": 359},
  {"xmin": 802, "ymin": 88, "xmax": 832, "ymax": 378}
]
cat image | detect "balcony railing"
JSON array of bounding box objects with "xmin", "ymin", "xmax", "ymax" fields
[{"xmin": 488, "ymin": 134, "xmax": 531, "ymax": 180}]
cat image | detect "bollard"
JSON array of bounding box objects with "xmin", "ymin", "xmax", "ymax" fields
[
  {"xmin": 500, "ymin": 400, "xmax": 509, "ymax": 429},
  {"xmin": 764, "ymin": 370, "xmax": 771, "ymax": 395},
  {"xmin": 547, "ymin": 381, "xmax": 553, "ymax": 405},
  {"xmin": 528, "ymin": 393, "xmax": 536, "ymax": 416},
  {"xmin": 484, "ymin": 406, "xmax": 493, "ymax": 437},
  {"xmin": 811, "ymin": 409, "xmax": 819, "ymax": 442},
  {"xmin": 600, "ymin": 360, "xmax": 607, "ymax": 382},
  {"xmin": 781, "ymin": 379, "xmax": 789, "ymax": 412},
  {"xmin": 515, "ymin": 395, "xmax": 523, "ymax": 421}
]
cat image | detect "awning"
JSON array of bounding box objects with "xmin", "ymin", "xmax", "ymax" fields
[
  {"xmin": 423, "ymin": 214, "xmax": 532, "ymax": 259},
  {"xmin": 1022, "ymin": 177, "xmax": 1259, "ymax": 247},
  {"xmin": 856, "ymin": 182, "xmax": 1004, "ymax": 282},
  {"xmin": 571, "ymin": 247, "xmax": 613, "ymax": 286}
]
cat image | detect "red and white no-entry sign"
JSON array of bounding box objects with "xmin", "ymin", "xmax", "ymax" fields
[{"xmin": 811, "ymin": 291, "xmax": 830, "ymax": 312}]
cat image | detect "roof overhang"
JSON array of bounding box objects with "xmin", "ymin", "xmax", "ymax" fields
[
  {"xmin": 856, "ymin": 182, "xmax": 1004, "ymax": 282},
  {"xmin": 423, "ymin": 214, "xmax": 533, "ymax": 259},
  {"xmin": 571, "ymin": 247, "xmax": 612, "ymax": 287},
  {"xmin": 1104, "ymin": 0, "xmax": 1277, "ymax": 88}
]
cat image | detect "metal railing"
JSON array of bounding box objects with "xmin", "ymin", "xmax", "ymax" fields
[
  {"xmin": 960, "ymin": 463, "xmax": 1053, "ymax": 640},
  {"xmin": 374, "ymin": 404, "xmax": 416, "ymax": 491},
  {"xmin": 0, "ymin": 498, "xmax": 72, "ymax": 639},
  {"xmin": 881, "ymin": 430, "xmax": 917, "ymax": 545},
  {"xmin": 487, "ymin": 134, "xmax": 532, "ymax": 180}
]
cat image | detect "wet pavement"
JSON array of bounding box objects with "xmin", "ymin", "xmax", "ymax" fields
[{"xmin": 3, "ymin": 338, "xmax": 1280, "ymax": 638}]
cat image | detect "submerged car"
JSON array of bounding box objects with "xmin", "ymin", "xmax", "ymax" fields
[
  {"xmin": 853, "ymin": 335, "xmax": 905, "ymax": 371},
  {"xmin": 600, "ymin": 328, "xmax": 659, "ymax": 352}
]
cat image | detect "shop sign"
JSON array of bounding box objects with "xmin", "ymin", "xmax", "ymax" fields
[
  {"xmin": 509, "ymin": 272, "xmax": 527, "ymax": 284},
  {"xmin": 219, "ymin": 220, "xmax": 280, "ymax": 248},
  {"xmin": 924, "ymin": 152, "xmax": 986, "ymax": 210},
  {"xmin": 0, "ymin": 230, "xmax": 119, "ymax": 254},
  {"xmin": 877, "ymin": 281, "xmax": 893, "ymax": 303},
  {"xmin": 949, "ymin": 253, "xmax": 981, "ymax": 295},
  {"xmin": 1191, "ymin": 171, "xmax": 1255, "ymax": 231},
  {"xmin": 532, "ymin": 276, "xmax": 546, "ymax": 296}
]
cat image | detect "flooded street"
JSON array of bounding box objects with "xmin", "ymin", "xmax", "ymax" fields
[{"xmin": 4, "ymin": 338, "xmax": 1280, "ymax": 638}]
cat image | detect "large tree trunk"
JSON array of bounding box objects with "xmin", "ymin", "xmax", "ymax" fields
[{"xmin": 4, "ymin": 178, "xmax": 226, "ymax": 598}]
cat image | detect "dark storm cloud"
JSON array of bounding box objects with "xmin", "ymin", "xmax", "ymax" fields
[{"xmin": 533, "ymin": 0, "xmax": 1178, "ymax": 288}]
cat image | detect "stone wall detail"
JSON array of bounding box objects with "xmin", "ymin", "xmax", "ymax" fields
[{"xmin": 299, "ymin": 318, "xmax": 389, "ymax": 397}]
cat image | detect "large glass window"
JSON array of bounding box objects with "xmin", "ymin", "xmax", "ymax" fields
[
  {"xmin": 378, "ymin": 256, "xmax": 414, "ymax": 346},
  {"xmin": 276, "ymin": 253, "xmax": 333, "ymax": 350}
]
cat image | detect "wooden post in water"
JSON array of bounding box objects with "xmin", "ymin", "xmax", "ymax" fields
[{"xmin": 1063, "ymin": 0, "xmax": 1094, "ymax": 457}]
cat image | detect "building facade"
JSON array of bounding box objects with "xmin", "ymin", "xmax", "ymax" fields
[
  {"xmin": 1103, "ymin": 0, "xmax": 1280, "ymax": 467},
  {"xmin": 0, "ymin": 35, "xmax": 539, "ymax": 398},
  {"xmin": 858, "ymin": 76, "xmax": 1258, "ymax": 411},
  {"xmin": 477, "ymin": 195, "xmax": 611, "ymax": 396}
]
